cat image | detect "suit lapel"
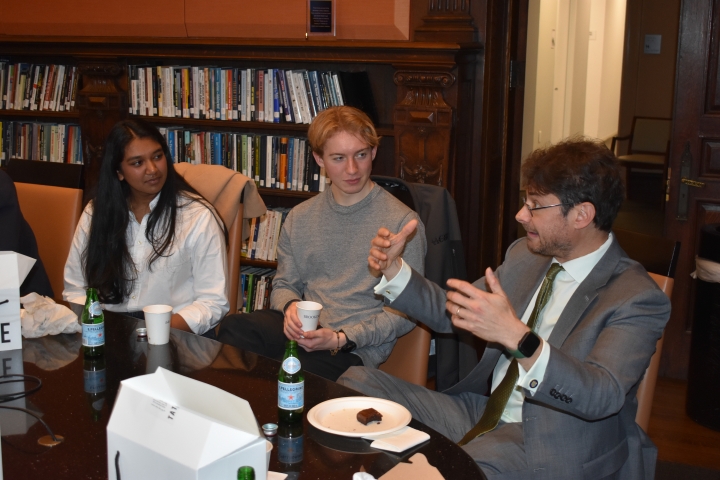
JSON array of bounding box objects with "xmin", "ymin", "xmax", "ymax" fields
[{"xmin": 548, "ymin": 237, "xmax": 623, "ymax": 347}]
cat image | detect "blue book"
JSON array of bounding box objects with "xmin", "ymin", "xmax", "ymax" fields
[
  {"xmin": 272, "ymin": 69, "xmax": 280, "ymax": 123},
  {"xmin": 184, "ymin": 130, "xmax": 192, "ymax": 163},
  {"xmin": 212, "ymin": 133, "xmax": 222, "ymax": 165},
  {"xmin": 167, "ymin": 130, "xmax": 175, "ymax": 163}
]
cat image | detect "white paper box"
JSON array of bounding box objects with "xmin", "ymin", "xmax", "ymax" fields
[
  {"xmin": 0, "ymin": 349, "xmax": 37, "ymax": 436},
  {"xmin": 0, "ymin": 251, "xmax": 36, "ymax": 352},
  {"xmin": 107, "ymin": 368, "xmax": 268, "ymax": 480}
]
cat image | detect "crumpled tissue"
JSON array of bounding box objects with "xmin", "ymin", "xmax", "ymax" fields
[{"xmin": 20, "ymin": 293, "xmax": 82, "ymax": 338}]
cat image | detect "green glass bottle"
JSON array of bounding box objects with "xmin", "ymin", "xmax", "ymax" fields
[
  {"xmin": 278, "ymin": 340, "xmax": 304, "ymax": 423},
  {"xmin": 82, "ymin": 288, "xmax": 105, "ymax": 357},
  {"xmin": 83, "ymin": 355, "xmax": 106, "ymax": 422},
  {"xmin": 237, "ymin": 466, "xmax": 255, "ymax": 480},
  {"xmin": 278, "ymin": 420, "xmax": 303, "ymax": 478}
]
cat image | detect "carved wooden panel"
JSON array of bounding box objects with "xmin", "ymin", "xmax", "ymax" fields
[
  {"xmin": 76, "ymin": 61, "xmax": 127, "ymax": 201},
  {"xmin": 393, "ymin": 71, "xmax": 455, "ymax": 186},
  {"xmin": 415, "ymin": 0, "xmax": 477, "ymax": 42},
  {"xmin": 706, "ymin": 0, "xmax": 720, "ymax": 111},
  {"xmin": 702, "ymin": 139, "xmax": 720, "ymax": 176}
]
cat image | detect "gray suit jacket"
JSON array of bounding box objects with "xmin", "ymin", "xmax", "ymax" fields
[{"xmin": 391, "ymin": 235, "xmax": 670, "ymax": 480}]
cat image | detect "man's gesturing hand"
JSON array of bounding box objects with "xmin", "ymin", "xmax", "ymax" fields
[
  {"xmin": 445, "ymin": 267, "xmax": 529, "ymax": 352},
  {"xmin": 368, "ymin": 219, "xmax": 418, "ymax": 280}
]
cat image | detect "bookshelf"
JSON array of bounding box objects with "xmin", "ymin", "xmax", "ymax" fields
[{"xmin": 0, "ymin": 32, "xmax": 484, "ymax": 273}]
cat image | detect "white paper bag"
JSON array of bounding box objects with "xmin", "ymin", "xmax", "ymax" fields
[
  {"xmin": 107, "ymin": 368, "xmax": 268, "ymax": 480},
  {"xmin": 0, "ymin": 252, "xmax": 36, "ymax": 352}
]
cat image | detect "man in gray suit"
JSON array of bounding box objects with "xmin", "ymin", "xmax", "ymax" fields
[{"xmin": 338, "ymin": 138, "xmax": 670, "ymax": 479}]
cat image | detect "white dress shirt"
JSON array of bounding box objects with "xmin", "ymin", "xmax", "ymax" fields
[
  {"xmin": 63, "ymin": 193, "xmax": 229, "ymax": 335},
  {"xmin": 376, "ymin": 233, "xmax": 613, "ymax": 422}
]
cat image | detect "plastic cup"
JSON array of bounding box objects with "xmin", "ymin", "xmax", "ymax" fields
[
  {"xmin": 142, "ymin": 304, "xmax": 173, "ymax": 345},
  {"xmin": 296, "ymin": 301, "xmax": 322, "ymax": 332}
]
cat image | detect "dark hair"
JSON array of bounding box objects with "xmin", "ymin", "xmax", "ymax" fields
[
  {"xmin": 83, "ymin": 119, "xmax": 220, "ymax": 304},
  {"xmin": 521, "ymin": 137, "xmax": 625, "ymax": 232}
]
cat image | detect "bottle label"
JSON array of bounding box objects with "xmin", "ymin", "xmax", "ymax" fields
[
  {"xmin": 82, "ymin": 322, "xmax": 105, "ymax": 347},
  {"xmin": 282, "ymin": 356, "xmax": 301, "ymax": 374},
  {"xmin": 89, "ymin": 301, "xmax": 103, "ymax": 316},
  {"xmin": 278, "ymin": 434, "xmax": 304, "ymax": 464},
  {"xmin": 84, "ymin": 369, "xmax": 107, "ymax": 394},
  {"xmin": 278, "ymin": 380, "xmax": 304, "ymax": 410}
]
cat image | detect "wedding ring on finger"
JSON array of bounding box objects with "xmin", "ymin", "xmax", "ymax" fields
[{"xmin": 456, "ymin": 306, "xmax": 461, "ymax": 316}]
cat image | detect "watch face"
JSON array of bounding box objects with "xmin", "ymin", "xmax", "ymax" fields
[{"xmin": 518, "ymin": 332, "xmax": 541, "ymax": 358}]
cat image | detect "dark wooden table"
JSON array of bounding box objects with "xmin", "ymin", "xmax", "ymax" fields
[{"xmin": 0, "ymin": 311, "xmax": 483, "ymax": 479}]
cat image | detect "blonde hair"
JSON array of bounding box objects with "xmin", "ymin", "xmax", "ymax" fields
[{"xmin": 307, "ymin": 106, "xmax": 379, "ymax": 155}]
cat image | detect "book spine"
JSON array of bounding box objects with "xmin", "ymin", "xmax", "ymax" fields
[
  {"xmin": 285, "ymin": 70, "xmax": 302, "ymax": 124},
  {"xmin": 232, "ymin": 67, "xmax": 239, "ymax": 120},
  {"xmin": 214, "ymin": 68, "xmax": 221, "ymax": 120},
  {"xmin": 295, "ymin": 72, "xmax": 313, "ymax": 124},
  {"xmin": 277, "ymin": 69, "xmax": 293, "ymax": 123},
  {"xmin": 240, "ymin": 69, "xmax": 247, "ymax": 122},
  {"xmin": 204, "ymin": 67, "xmax": 211, "ymax": 119},
  {"xmin": 151, "ymin": 66, "xmax": 158, "ymax": 116},
  {"xmin": 332, "ymin": 72, "xmax": 345, "ymax": 105},
  {"xmin": 279, "ymin": 136, "xmax": 288, "ymax": 190},
  {"xmin": 145, "ymin": 66, "xmax": 153, "ymax": 116},
  {"xmin": 220, "ymin": 68, "xmax": 227, "ymax": 121},
  {"xmin": 272, "ymin": 69, "xmax": 280, "ymax": 123},
  {"xmin": 257, "ymin": 70, "xmax": 264, "ymax": 122}
]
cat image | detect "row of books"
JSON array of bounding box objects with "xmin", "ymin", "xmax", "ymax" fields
[
  {"xmin": 1, "ymin": 121, "xmax": 83, "ymax": 164},
  {"xmin": 242, "ymin": 207, "xmax": 292, "ymax": 262},
  {"xmin": 239, "ymin": 267, "xmax": 277, "ymax": 314},
  {"xmin": 0, "ymin": 62, "xmax": 79, "ymax": 112},
  {"xmin": 128, "ymin": 65, "xmax": 351, "ymax": 124},
  {"xmin": 159, "ymin": 128, "xmax": 328, "ymax": 192}
]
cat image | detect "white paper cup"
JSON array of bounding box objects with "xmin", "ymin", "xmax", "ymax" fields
[
  {"xmin": 265, "ymin": 440, "xmax": 273, "ymax": 472},
  {"xmin": 143, "ymin": 304, "xmax": 173, "ymax": 345},
  {"xmin": 296, "ymin": 301, "xmax": 322, "ymax": 332}
]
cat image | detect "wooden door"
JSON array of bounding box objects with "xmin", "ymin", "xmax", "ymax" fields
[{"xmin": 662, "ymin": 0, "xmax": 720, "ymax": 378}]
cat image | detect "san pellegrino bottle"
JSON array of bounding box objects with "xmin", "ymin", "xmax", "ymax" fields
[
  {"xmin": 278, "ymin": 420, "xmax": 303, "ymax": 477},
  {"xmin": 82, "ymin": 288, "xmax": 105, "ymax": 357},
  {"xmin": 83, "ymin": 356, "xmax": 106, "ymax": 421},
  {"xmin": 278, "ymin": 340, "xmax": 304, "ymax": 423},
  {"xmin": 237, "ymin": 466, "xmax": 255, "ymax": 480}
]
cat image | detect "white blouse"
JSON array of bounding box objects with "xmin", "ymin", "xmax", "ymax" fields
[{"xmin": 63, "ymin": 193, "xmax": 229, "ymax": 335}]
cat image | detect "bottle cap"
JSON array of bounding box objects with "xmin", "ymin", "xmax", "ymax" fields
[
  {"xmin": 262, "ymin": 423, "xmax": 278, "ymax": 436},
  {"xmin": 136, "ymin": 328, "xmax": 147, "ymax": 337}
]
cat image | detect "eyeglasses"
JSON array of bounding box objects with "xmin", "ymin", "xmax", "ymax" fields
[{"xmin": 521, "ymin": 197, "xmax": 574, "ymax": 217}]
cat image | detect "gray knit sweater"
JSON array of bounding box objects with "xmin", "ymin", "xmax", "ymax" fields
[{"xmin": 270, "ymin": 184, "xmax": 426, "ymax": 368}]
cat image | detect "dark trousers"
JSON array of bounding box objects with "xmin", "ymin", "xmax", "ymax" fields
[{"xmin": 217, "ymin": 309, "xmax": 363, "ymax": 382}]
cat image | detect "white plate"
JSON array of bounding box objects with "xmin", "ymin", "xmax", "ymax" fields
[{"xmin": 307, "ymin": 397, "xmax": 412, "ymax": 437}]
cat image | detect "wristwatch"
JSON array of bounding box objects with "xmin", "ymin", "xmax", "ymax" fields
[
  {"xmin": 339, "ymin": 329, "xmax": 357, "ymax": 353},
  {"xmin": 510, "ymin": 331, "xmax": 541, "ymax": 359}
]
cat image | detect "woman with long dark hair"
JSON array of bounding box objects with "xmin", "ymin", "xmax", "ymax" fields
[{"xmin": 63, "ymin": 119, "xmax": 228, "ymax": 335}]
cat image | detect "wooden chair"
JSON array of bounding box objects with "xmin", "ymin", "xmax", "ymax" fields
[
  {"xmin": 611, "ymin": 117, "xmax": 672, "ymax": 201},
  {"xmin": 614, "ymin": 228, "xmax": 680, "ymax": 432},
  {"xmin": 15, "ymin": 183, "xmax": 83, "ymax": 298},
  {"xmin": 174, "ymin": 163, "xmax": 258, "ymax": 316},
  {"xmin": 373, "ymin": 176, "xmax": 432, "ymax": 387}
]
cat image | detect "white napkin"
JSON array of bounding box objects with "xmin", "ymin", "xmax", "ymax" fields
[
  {"xmin": 268, "ymin": 472, "xmax": 288, "ymax": 480},
  {"xmin": 354, "ymin": 473, "xmax": 377, "ymax": 480},
  {"xmin": 20, "ymin": 293, "xmax": 82, "ymax": 338},
  {"xmin": 379, "ymin": 453, "xmax": 444, "ymax": 480},
  {"xmin": 363, "ymin": 426, "xmax": 430, "ymax": 453}
]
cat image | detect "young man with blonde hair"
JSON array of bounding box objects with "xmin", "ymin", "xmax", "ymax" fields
[{"xmin": 218, "ymin": 106, "xmax": 426, "ymax": 381}]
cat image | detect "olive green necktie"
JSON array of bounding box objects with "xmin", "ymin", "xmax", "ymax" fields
[{"xmin": 457, "ymin": 263, "xmax": 564, "ymax": 446}]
